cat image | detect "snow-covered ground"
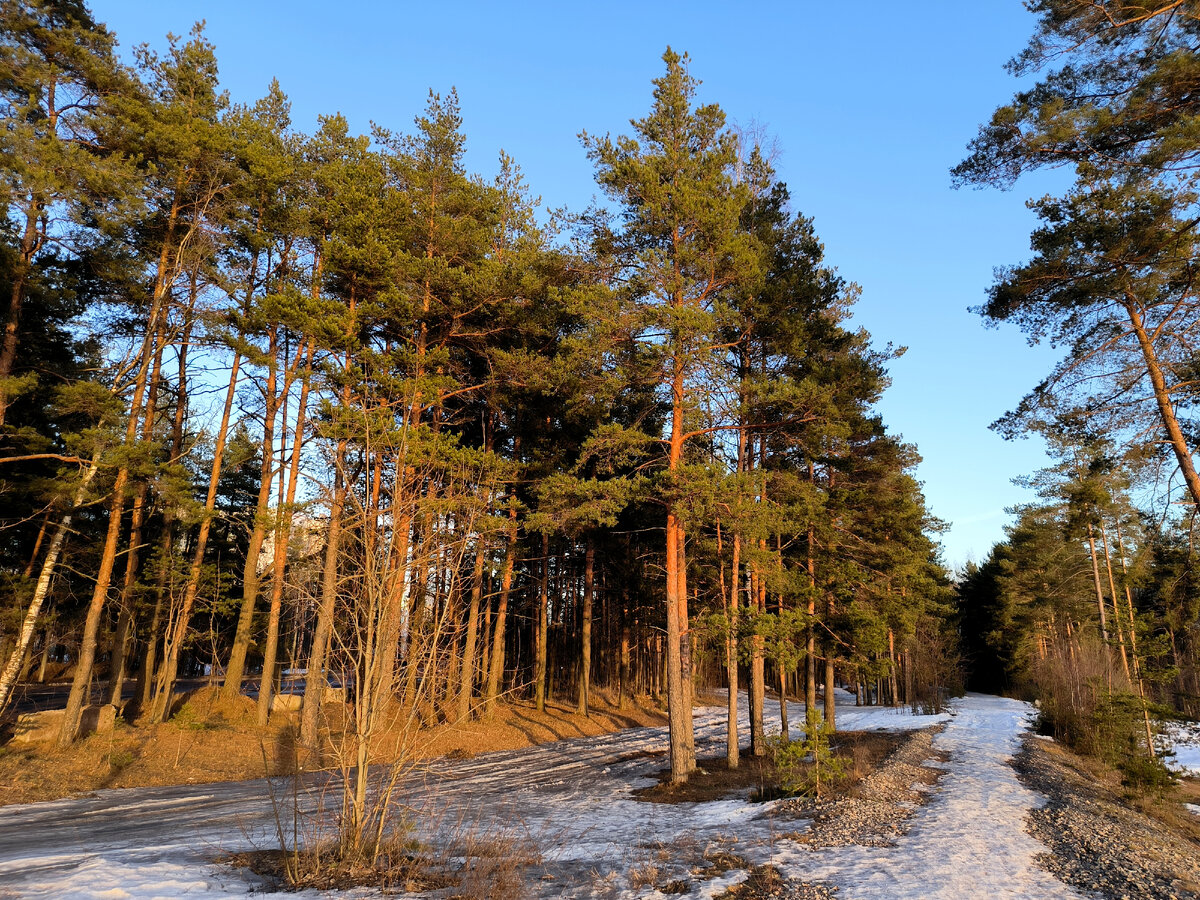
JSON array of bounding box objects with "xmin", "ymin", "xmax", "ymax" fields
[
  {"xmin": 0, "ymin": 693, "xmax": 1084, "ymax": 899},
  {"xmin": 1164, "ymin": 719, "xmax": 1200, "ymax": 777},
  {"xmin": 770, "ymin": 695, "xmax": 1084, "ymax": 900}
]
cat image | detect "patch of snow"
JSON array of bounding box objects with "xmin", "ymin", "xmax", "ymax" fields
[
  {"xmin": 9, "ymin": 854, "xmax": 281, "ymax": 900},
  {"xmin": 1163, "ymin": 719, "xmax": 1200, "ymax": 776},
  {"xmin": 768, "ymin": 694, "xmax": 1085, "ymax": 899},
  {"xmin": 693, "ymin": 868, "xmax": 750, "ymax": 898},
  {"xmin": 0, "ymin": 693, "xmax": 1076, "ymax": 899}
]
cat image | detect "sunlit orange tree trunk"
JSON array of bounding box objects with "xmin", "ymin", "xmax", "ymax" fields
[{"xmin": 583, "ymin": 48, "xmax": 757, "ymax": 783}]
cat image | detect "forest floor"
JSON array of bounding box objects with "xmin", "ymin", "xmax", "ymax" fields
[
  {"xmin": 0, "ymin": 693, "xmax": 1197, "ymax": 899},
  {"xmin": 0, "ymin": 687, "xmax": 667, "ymax": 807}
]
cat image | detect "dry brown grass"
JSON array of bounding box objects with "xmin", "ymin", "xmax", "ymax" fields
[
  {"xmin": 229, "ymin": 800, "xmax": 549, "ymax": 898},
  {"xmin": 0, "ymin": 688, "xmax": 667, "ymax": 807},
  {"xmin": 713, "ymin": 865, "xmax": 790, "ymax": 898},
  {"xmin": 840, "ymin": 730, "xmax": 910, "ymax": 788},
  {"xmin": 1034, "ymin": 736, "xmax": 1200, "ymax": 845},
  {"xmin": 627, "ymin": 860, "xmax": 663, "ymax": 890}
]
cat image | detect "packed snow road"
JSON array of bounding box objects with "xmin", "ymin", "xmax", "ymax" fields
[
  {"xmin": 0, "ymin": 694, "xmax": 1085, "ymax": 899},
  {"xmin": 773, "ymin": 695, "xmax": 1086, "ymax": 899}
]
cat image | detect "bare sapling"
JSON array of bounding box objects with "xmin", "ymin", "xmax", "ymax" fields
[{"xmin": 269, "ymin": 420, "xmax": 507, "ymax": 887}]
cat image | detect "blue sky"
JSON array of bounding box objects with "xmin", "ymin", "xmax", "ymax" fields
[{"xmin": 92, "ymin": 1, "xmax": 1071, "ymax": 570}]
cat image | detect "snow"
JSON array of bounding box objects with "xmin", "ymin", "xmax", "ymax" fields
[
  {"xmin": 1164, "ymin": 719, "xmax": 1200, "ymax": 777},
  {"xmin": 770, "ymin": 694, "xmax": 1083, "ymax": 899},
  {"xmin": 0, "ymin": 693, "xmax": 1084, "ymax": 899}
]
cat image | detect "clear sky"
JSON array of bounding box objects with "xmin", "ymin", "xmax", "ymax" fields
[{"xmin": 89, "ymin": 1, "xmax": 1072, "ymax": 571}]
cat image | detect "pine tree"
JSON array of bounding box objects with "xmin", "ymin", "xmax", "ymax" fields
[
  {"xmin": 584, "ymin": 48, "xmax": 758, "ymax": 782},
  {"xmin": 957, "ymin": 1, "xmax": 1200, "ymax": 508},
  {"xmin": 60, "ymin": 25, "xmax": 233, "ymax": 743},
  {"xmin": 0, "ymin": 0, "xmax": 124, "ymax": 427}
]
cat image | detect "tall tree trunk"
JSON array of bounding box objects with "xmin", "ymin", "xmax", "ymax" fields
[
  {"xmin": 22, "ymin": 510, "xmax": 51, "ymax": 579},
  {"xmin": 36, "ymin": 627, "xmax": 52, "ymax": 684},
  {"xmin": 107, "ymin": 298, "xmax": 176, "ymax": 709},
  {"xmin": 59, "ymin": 162, "xmax": 203, "ymax": 743},
  {"xmin": 778, "ymin": 662, "xmax": 790, "ymax": 742},
  {"xmin": 217, "ymin": 247, "xmax": 276, "ymax": 699},
  {"xmin": 60, "ymin": 441, "xmax": 132, "ymax": 741},
  {"xmin": 888, "ymin": 629, "xmax": 899, "ymax": 708},
  {"xmin": 678, "ymin": 527, "xmax": 695, "ymax": 771},
  {"xmin": 456, "ymin": 538, "xmax": 487, "ymax": 721},
  {"xmin": 1099, "ymin": 520, "xmax": 1131, "ymax": 682},
  {"xmin": 483, "ymin": 507, "xmax": 518, "ymax": 715},
  {"xmin": 133, "ymin": 315, "xmax": 193, "ymax": 716},
  {"xmin": 377, "ymin": 505, "xmax": 413, "ymax": 704},
  {"xmin": 478, "ymin": 569, "xmax": 491, "ymax": 702},
  {"xmin": 665, "ymin": 506, "xmax": 688, "ymax": 778},
  {"xmin": 662, "ymin": 339, "xmax": 692, "ymax": 782},
  {"xmin": 748, "ymin": 565, "xmax": 766, "ymax": 757},
  {"xmin": 105, "ymin": 481, "xmax": 146, "ymax": 709},
  {"xmin": 721, "ymin": 521, "xmax": 740, "ymax": 768},
  {"xmin": 1086, "ymin": 523, "xmax": 1111, "ymax": 645},
  {"xmin": 535, "ymin": 532, "xmax": 550, "ymax": 712},
  {"xmin": 257, "ymin": 343, "xmax": 312, "ymax": 726},
  {"xmin": 774, "ymin": 533, "xmax": 789, "ymax": 740},
  {"xmin": 577, "ymin": 537, "xmax": 595, "ymax": 716},
  {"xmin": 153, "ymin": 344, "xmax": 246, "ymax": 721},
  {"xmin": 17, "ymin": 640, "xmax": 34, "ymax": 683},
  {"xmin": 300, "ymin": 460, "xmax": 345, "ymax": 748},
  {"xmin": 824, "ymin": 619, "xmax": 836, "ymax": 730},
  {"xmin": 0, "ymin": 463, "xmax": 98, "ymax": 712},
  {"xmin": 1114, "ymin": 517, "xmax": 1156, "ymax": 757},
  {"xmin": 221, "ymin": 338, "xmax": 279, "ymax": 701},
  {"xmin": 805, "ymin": 516, "xmax": 818, "ymax": 715},
  {"xmin": 135, "ymin": 519, "xmax": 174, "ymax": 713},
  {"xmin": 751, "ymin": 560, "xmax": 767, "ymax": 755},
  {"xmin": 619, "ymin": 620, "xmax": 631, "ymax": 710},
  {"xmin": 1123, "ymin": 294, "xmax": 1200, "ymax": 509},
  {"xmin": 60, "ymin": 288, "xmax": 170, "ymax": 744}
]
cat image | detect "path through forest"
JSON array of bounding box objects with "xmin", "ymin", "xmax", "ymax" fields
[{"xmin": 0, "ymin": 694, "xmax": 1086, "ymax": 898}]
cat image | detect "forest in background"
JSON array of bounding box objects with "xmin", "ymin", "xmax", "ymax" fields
[
  {"xmin": 0, "ymin": 0, "xmax": 955, "ymax": 836},
  {"xmin": 955, "ymin": 0, "xmax": 1200, "ymax": 790}
]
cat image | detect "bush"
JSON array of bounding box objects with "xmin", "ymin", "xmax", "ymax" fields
[
  {"xmin": 907, "ymin": 619, "xmax": 964, "ymax": 714},
  {"xmin": 1030, "ymin": 636, "xmax": 1175, "ymax": 794},
  {"xmin": 770, "ymin": 708, "xmax": 848, "ymax": 798},
  {"xmin": 1091, "ymin": 694, "xmax": 1176, "ymax": 793}
]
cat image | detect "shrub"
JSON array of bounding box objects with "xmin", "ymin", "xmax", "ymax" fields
[
  {"xmin": 770, "ymin": 708, "xmax": 848, "ymax": 798},
  {"xmin": 1030, "ymin": 636, "xmax": 1175, "ymax": 794}
]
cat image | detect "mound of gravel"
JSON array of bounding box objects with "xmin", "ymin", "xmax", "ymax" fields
[
  {"xmin": 1014, "ymin": 736, "xmax": 1200, "ymax": 900},
  {"xmin": 779, "ymin": 726, "xmax": 947, "ymax": 848}
]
